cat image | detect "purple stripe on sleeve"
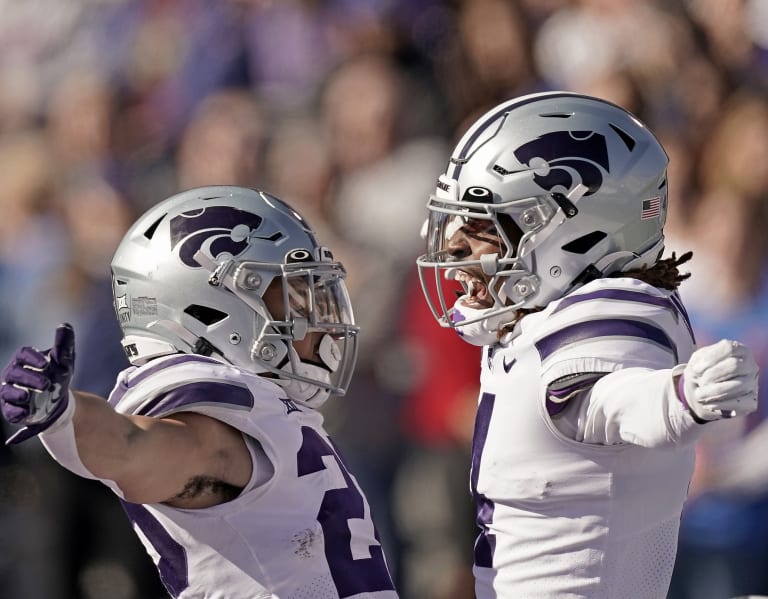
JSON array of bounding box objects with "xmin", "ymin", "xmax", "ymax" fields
[
  {"xmin": 109, "ymin": 378, "xmax": 130, "ymax": 407},
  {"xmin": 546, "ymin": 373, "xmax": 606, "ymax": 417},
  {"xmin": 535, "ymin": 318, "xmax": 677, "ymax": 362},
  {"xmin": 547, "ymin": 374, "xmax": 606, "ymax": 400},
  {"xmin": 669, "ymin": 292, "xmax": 695, "ymax": 341},
  {"xmin": 126, "ymin": 354, "xmax": 223, "ymax": 389},
  {"xmin": 137, "ymin": 381, "xmax": 254, "ymax": 417},
  {"xmin": 546, "ymin": 398, "xmax": 570, "ymax": 416},
  {"xmin": 554, "ymin": 287, "xmax": 696, "ymax": 346},
  {"xmin": 553, "ymin": 288, "xmax": 675, "ymax": 314},
  {"xmin": 109, "ymin": 355, "xmax": 225, "ymax": 408}
]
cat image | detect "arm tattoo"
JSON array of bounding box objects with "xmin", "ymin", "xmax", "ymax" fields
[{"xmin": 173, "ymin": 476, "xmax": 242, "ymax": 503}]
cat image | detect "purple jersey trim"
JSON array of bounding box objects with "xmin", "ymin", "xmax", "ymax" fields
[
  {"xmin": 669, "ymin": 291, "xmax": 696, "ymax": 341},
  {"xmin": 676, "ymin": 374, "xmax": 690, "ymax": 411},
  {"xmin": 535, "ymin": 318, "xmax": 678, "ymax": 363},
  {"xmin": 471, "ymin": 392, "xmax": 497, "ymax": 568},
  {"xmin": 554, "ymin": 287, "xmax": 696, "ymax": 344},
  {"xmin": 109, "ymin": 354, "xmax": 224, "ymax": 408},
  {"xmin": 137, "ymin": 380, "xmax": 254, "ymax": 417},
  {"xmin": 121, "ymin": 501, "xmax": 189, "ymax": 597},
  {"xmin": 554, "ymin": 288, "xmax": 672, "ymax": 314},
  {"xmin": 128, "ymin": 354, "xmax": 223, "ymax": 388},
  {"xmin": 546, "ymin": 373, "xmax": 607, "ymax": 417}
]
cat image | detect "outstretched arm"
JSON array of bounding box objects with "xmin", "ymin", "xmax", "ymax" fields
[
  {"xmin": 552, "ymin": 339, "xmax": 759, "ymax": 447},
  {"xmin": 69, "ymin": 391, "xmax": 251, "ymax": 505},
  {"xmin": 1, "ymin": 324, "xmax": 252, "ymax": 506}
]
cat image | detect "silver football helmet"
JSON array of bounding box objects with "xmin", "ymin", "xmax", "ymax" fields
[
  {"xmin": 111, "ymin": 186, "xmax": 358, "ymax": 406},
  {"xmin": 417, "ymin": 91, "xmax": 669, "ymax": 343}
]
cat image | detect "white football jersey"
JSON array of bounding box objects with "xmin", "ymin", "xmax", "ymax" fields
[
  {"xmin": 472, "ymin": 277, "xmax": 698, "ymax": 599},
  {"xmin": 105, "ymin": 354, "xmax": 398, "ymax": 599}
]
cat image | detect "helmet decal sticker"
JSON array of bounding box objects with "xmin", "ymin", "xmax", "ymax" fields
[
  {"xmin": 641, "ymin": 196, "xmax": 662, "ymax": 219},
  {"xmin": 115, "ymin": 294, "xmax": 130, "ymax": 323},
  {"xmin": 170, "ymin": 206, "xmax": 268, "ymax": 268},
  {"xmin": 286, "ymin": 248, "xmax": 314, "ymax": 263},
  {"xmin": 513, "ymin": 131, "xmax": 609, "ymax": 196}
]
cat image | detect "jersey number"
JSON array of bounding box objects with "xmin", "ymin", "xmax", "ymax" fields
[
  {"xmin": 297, "ymin": 426, "xmax": 395, "ymax": 597},
  {"xmin": 121, "ymin": 427, "xmax": 395, "ymax": 598}
]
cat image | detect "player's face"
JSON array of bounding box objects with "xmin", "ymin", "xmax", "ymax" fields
[
  {"xmin": 262, "ymin": 280, "xmax": 324, "ymax": 364},
  {"xmin": 445, "ymin": 217, "xmax": 506, "ymax": 309}
]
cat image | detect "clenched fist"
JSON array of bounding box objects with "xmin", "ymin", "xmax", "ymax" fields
[
  {"xmin": 1, "ymin": 324, "xmax": 76, "ymax": 444},
  {"xmin": 677, "ymin": 339, "xmax": 759, "ymax": 422}
]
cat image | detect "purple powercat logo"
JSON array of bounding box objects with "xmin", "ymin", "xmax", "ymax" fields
[
  {"xmin": 514, "ymin": 131, "xmax": 610, "ymax": 196},
  {"xmin": 170, "ymin": 206, "xmax": 265, "ymax": 268}
]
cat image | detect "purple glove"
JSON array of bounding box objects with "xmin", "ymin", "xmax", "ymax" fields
[{"xmin": 1, "ymin": 324, "xmax": 76, "ymax": 444}]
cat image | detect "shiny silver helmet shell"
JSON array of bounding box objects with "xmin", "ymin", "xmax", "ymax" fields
[
  {"xmin": 417, "ymin": 91, "xmax": 669, "ymax": 334},
  {"xmin": 111, "ymin": 185, "xmax": 358, "ymax": 401}
]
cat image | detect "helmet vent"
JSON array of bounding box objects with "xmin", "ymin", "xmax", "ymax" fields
[
  {"xmin": 184, "ymin": 304, "xmax": 228, "ymax": 325},
  {"xmin": 539, "ymin": 112, "xmax": 572, "ymax": 118},
  {"xmin": 143, "ymin": 214, "xmax": 166, "ymax": 240},
  {"xmin": 562, "ymin": 231, "xmax": 607, "ymax": 254},
  {"xmin": 609, "ymin": 124, "xmax": 636, "ymax": 151}
]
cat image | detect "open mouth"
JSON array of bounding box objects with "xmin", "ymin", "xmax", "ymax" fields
[{"xmin": 454, "ymin": 270, "xmax": 493, "ymax": 309}]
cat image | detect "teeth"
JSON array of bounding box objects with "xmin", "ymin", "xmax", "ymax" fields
[{"xmin": 452, "ymin": 271, "xmax": 484, "ymax": 297}]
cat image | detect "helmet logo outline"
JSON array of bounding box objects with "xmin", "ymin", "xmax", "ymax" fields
[
  {"xmin": 513, "ymin": 131, "xmax": 609, "ymax": 196},
  {"xmin": 170, "ymin": 206, "xmax": 281, "ymax": 268}
]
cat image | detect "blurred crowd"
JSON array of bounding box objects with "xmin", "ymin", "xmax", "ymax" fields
[{"xmin": 0, "ymin": 1, "xmax": 767, "ymax": 598}]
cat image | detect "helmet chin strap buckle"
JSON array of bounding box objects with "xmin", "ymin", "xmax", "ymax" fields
[
  {"xmin": 192, "ymin": 337, "xmax": 219, "ymax": 357},
  {"xmin": 318, "ymin": 334, "xmax": 341, "ymax": 372},
  {"xmin": 207, "ymin": 261, "xmax": 232, "ymax": 287},
  {"xmin": 193, "ymin": 250, "xmax": 233, "ymax": 288}
]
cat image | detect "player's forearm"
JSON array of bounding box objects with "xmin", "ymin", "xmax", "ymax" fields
[
  {"xmin": 69, "ymin": 390, "xmax": 148, "ymax": 479},
  {"xmin": 579, "ymin": 367, "xmax": 702, "ymax": 447},
  {"xmin": 36, "ymin": 389, "xmax": 148, "ymax": 487}
]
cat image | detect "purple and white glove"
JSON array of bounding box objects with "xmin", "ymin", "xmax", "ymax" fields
[
  {"xmin": 676, "ymin": 339, "xmax": 759, "ymax": 423},
  {"xmin": 1, "ymin": 324, "xmax": 76, "ymax": 444}
]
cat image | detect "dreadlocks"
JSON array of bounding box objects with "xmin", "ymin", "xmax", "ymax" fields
[{"xmin": 612, "ymin": 251, "xmax": 693, "ymax": 291}]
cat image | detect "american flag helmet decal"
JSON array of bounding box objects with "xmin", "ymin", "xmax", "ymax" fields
[{"xmin": 641, "ymin": 196, "xmax": 661, "ymax": 219}]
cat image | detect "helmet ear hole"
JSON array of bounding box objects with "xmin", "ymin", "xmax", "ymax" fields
[{"xmin": 183, "ymin": 304, "xmax": 228, "ymax": 325}]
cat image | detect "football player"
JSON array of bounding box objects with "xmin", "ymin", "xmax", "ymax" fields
[
  {"xmin": 1, "ymin": 186, "xmax": 398, "ymax": 599},
  {"xmin": 416, "ymin": 92, "xmax": 760, "ymax": 599}
]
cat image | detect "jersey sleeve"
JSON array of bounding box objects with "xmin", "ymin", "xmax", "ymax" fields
[
  {"xmin": 110, "ymin": 354, "xmax": 284, "ymax": 425},
  {"xmin": 535, "ymin": 279, "xmax": 695, "ymax": 388},
  {"xmin": 533, "ymin": 279, "xmax": 700, "ymax": 447}
]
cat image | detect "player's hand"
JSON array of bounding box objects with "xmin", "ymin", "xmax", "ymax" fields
[
  {"xmin": 678, "ymin": 339, "xmax": 759, "ymax": 422},
  {"xmin": 1, "ymin": 324, "xmax": 76, "ymax": 440}
]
